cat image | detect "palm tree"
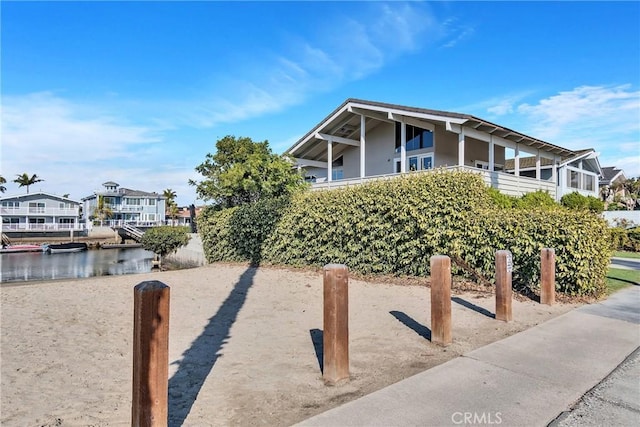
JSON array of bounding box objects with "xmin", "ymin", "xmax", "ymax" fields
[
  {"xmin": 163, "ymin": 188, "xmax": 177, "ymax": 205},
  {"xmin": 163, "ymin": 188, "xmax": 178, "ymax": 225},
  {"xmin": 0, "ymin": 175, "xmax": 6, "ymax": 193},
  {"xmin": 13, "ymin": 173, "xmax": 44, "ymax": 194}
]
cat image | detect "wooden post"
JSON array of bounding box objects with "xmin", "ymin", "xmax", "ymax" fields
[
  {"xmin": 495, "ymin": 250, "xmax": 513, "ymax": 322},
  {"xmin": 430, "ymin": 256, "xmax": 452, "ymax": 346},
  {"xmin": 541, "ymin": 248, "xmax": 556, "ymax": 305},
  {"xmin": 132, "ymin": 281, "xmax": 170, "ymax": 427},
  {"xmin": 323, "ymin": 264, "xmax": 349, "ymax": 385}
]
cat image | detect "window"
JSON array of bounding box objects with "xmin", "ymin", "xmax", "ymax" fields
[
  {"xmin": 568, "ymin": 170, "xmax": 580, "ymax": 189},
  {"xmin": 58, "ymin": 218, "xmax": 75, "ymax": 224},
  {"xmin": 330, "ymin": 156, "xmax": 344, "ymax": 180},
  {"xmin": 59, "ymin": 202, "xmax": 74, "ymax": 209},
  {"xmin": 2, "ymin": 201, "xmax": 20, "ymax": 208},
  {"xmin": 585, "ymin": 174, "xmax": 595, "ymax": 191},
  {"xmin": 29, "ymin": 218, "xmax": 45, "ymax": 224},
  {"xmin": 395, "ymin": 154, "xmax": 433, "ymax": 173},
  {"xmin": 28, "ymin": 202, "xmax": 45, "ymax": 213},
  {"xmin": 125, "ymin": 198, "xmax": 141, "ymax": 205},
  {"xmin": 395, "ymin": 123, "xmax": 434, "ymax": 152},
  {"xmin": 148, "ymin": 199, "xmax": 156, "ymax": 206}
]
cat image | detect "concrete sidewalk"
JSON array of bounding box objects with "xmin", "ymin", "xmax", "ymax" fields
[{"xmin": 296, "ymin": 286, "xmax": 640, "ymax": 427}]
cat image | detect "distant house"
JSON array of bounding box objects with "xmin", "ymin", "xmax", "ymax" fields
[
  {"xmin": 82, "ymin": 181, "xmax": 166, "ymax": 227},
  {"xmin": 600, "ymin": 166, "xmax": 627, "ymax": 198},
  {"xmin": 166, "ymin": 205, "xmax": 203, "ymax": 229},
  {"xmin": 286, "ymin": 98, "xmax": 602, "ymax": 200},
  {"xmin": 0, "ymin": 192, "xmax": 83, "ymax": 235}
]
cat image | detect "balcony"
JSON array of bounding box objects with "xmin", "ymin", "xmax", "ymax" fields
[
  {"xmin": 1, "ymin": 207, "xmax": 80, "ymax": 216},
  {"xmin": 310, "ymin": 166, "xmax": 556, "ymax": 198}
]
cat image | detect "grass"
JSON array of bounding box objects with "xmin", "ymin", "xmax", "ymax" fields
[
  {"xmin": 606, "ymin": 267, "xmax": 640, "ymax": 295},
  {"xmin": 613, "ymin": 250, "xmax": 640, "ymax": 259}
]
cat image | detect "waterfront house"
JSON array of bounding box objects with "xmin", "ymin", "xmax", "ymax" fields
[
  {"xmin": 286, "ymin": 98, "xmax": 602, "ymax": 200},
  {"xmin": 82, "ymin": 181, "xmax": 166, "ymax": 227},
  {"xmin": 1, "ymin": 192, "xmax": 83, "ymax": 236}
]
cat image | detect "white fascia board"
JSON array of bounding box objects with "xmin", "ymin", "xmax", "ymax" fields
[
  {"xmin": 316, "ymin": 133, "xmax": 361, "ymax": 147},
  {"xmin": 348, "ymin": 106, "xmax": 394, "ymax": 123},
  {"xmin": 349, "ymin": 102, "xmax": 466, "ymax": 126},
  {"xmin": 387, "ymin": 113, "xmax": 435, "ymax": 132},
  {"xmin": 287, "ymin": 103, "xmax": 352, "ymax": 155},
  {"xmin": 559, "ymin": 150, "xmax": 595, "ymax": 167},
  {"xmin": 293, "ymin": 158, "xmax": 328, "ymax": 169},
  {"xmin": 454, "ymin": 124, "xmax": 559, "ymax": 159}
]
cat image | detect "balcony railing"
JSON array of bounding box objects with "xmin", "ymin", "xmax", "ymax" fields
[
  {"xmin": 311, "ymin": 166, "xmax": 557, "ymax": 198},
  {"xmin": 2, "ymin": 223, "xmax": 84, "ymax": 231},
  {"xmin": 1, "ymin": 207, "xmax": 80, "ymax": 216}
]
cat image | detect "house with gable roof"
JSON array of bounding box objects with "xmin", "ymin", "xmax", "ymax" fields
[
  {"xmin": 286, "ymin": 98, "xmax": 601, "ymax": 201},
  {"xmin": 82, "ymin": 181, "xmax": 166, "ymax": 227},
  {"xmin": 1, "ymin": 192, "xmax": 83, "ymax": 235}
]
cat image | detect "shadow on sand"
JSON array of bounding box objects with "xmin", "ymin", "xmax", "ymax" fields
[
  {"xmin": 451, "ymin": 296, "xmax": 495, "ymax": 319},
  {"xmin": 390, "ymin": 310, "xmax": 431, "ymax": 341},
  {"xmin": 309, "ymin": 328, "xmax": 324, "ymax": 374},
  {"xmin": 167, "ymin": 266, "xmax": 257, "ymax": 426}
]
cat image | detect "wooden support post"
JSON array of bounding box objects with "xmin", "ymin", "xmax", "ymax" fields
[
  {"xmin": 540, "ymin": 248, "xmax": 556, "ymax": 305},
  {"xmin": 430, "ymin": 256, "xmax": 452, "ymax": 346},
  {"xmin": 132, "ymin": 281, "xmax": 170, "ymax": 427},
  {"xmin": 495, "ymin": 250, "xmax": 513, "ymax": 322},
  {"xmin": 323, "ymin": 264, "xmax": 349, "ymax": 385}
]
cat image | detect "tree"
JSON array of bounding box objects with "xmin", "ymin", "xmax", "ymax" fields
[
  {"xmin": 189, "ymin": 135, "xmax": 306, "ymax": 208},
  {"xmin": 163, "ymin": 188, "xmax": 178, "ymax": 224},
  {"xmin": 92, "ymin": 195, "xmax": 113, "ymax": 224},
  {"xmin": 140, "ymin": 226, "xmax": 191, "ymax": 269},
  {"xmin": 0, "ymin": 175, "xmax": 6, "ymax": 193},
  {"xmin": 13, "ymin": 173, "xmax": 44, "ymax": 193}
]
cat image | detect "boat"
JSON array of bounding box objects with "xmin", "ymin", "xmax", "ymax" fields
[
  {"xmin": 44, "ymin": 242, "xmax": 88, "ymax": 254},
  {"xmin": 0, "ymin": 244, "xmax": 46, "ymax": 254}
]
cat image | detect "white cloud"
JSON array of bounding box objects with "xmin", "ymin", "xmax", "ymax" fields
[
  {"xmin": 477, "ymin": 85, "xmax": 640, "ymax": 178},
  {"xmin": 1, "ymin": 92, "xmax": 199, "ymax": 205},
  {"xmin": 516, "ymin": 85, "xmax": 640, "ymax": 143},
  {"xmin": 183, "ymin": 2, "xmax": 439, "ymax": 129}
]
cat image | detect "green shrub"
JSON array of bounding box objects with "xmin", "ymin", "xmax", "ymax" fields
[
  {"xmin": 515, "ymin": 190, "xmax": 557, "ymax": 209},
  {"xmin": 610, "ymin": 226, "xmax": 640, "ymax": 252},
  {"xmin": 561, "ymin": 192, "xmax": 604, "ymax": 213},
  {"xmin": 199, "ymin": 171, "xmax": 611, "ymax": 297},
  {"xmin": 487, "ymin": 187, "xmax": 517, "ymax": 209},
  {"xmin": 140, "ymin": 226, "xmax": 191, "ymax": 258},
  {"xmin": 197, "ymin": 196, "xmax": 290, "ymax": 265}
]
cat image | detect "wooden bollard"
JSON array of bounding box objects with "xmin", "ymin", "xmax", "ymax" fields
[
  {"xmin": 495, "ymin": 250, "xmax": 513, "ymax": 322},
  {"xmin": 323, "ymin": 264, "xmax": 349, "ymax": 385},
  {"xmin": 540, "ymin": 248, "xmax": 556, "ymax": 305},
  {"xmin": 430, "ymin": 256, "xmax": 452, "ymax": 346},
  {"xmin": 132, "ymin": 281, "xmax": 170, "ymax": 427}
]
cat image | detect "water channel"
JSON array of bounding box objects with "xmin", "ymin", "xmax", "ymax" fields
[{"xmin": 0, "ymin": 248, "xmax": 155, "ymax": 284}]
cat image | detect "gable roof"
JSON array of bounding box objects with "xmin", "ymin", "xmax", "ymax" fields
[
  {"xmin": 0, "ymin": 192, "xmax": 81, "ymax": 204},
  {"xmin": 600, "ymin": 167, "xmax": 626, "ymax": 186},
  {"xmin": 287, "ymin": 98, "xmax": 576, "ymax": 160}
]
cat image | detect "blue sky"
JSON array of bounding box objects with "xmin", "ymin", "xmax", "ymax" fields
[{"xmin": 2, "ymin": 1, "xmax": 639, "ymax": 206}]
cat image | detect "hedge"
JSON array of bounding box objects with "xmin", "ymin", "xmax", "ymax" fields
[{"xmin": 199, "ymin": 171, "xmax": 611, "ymax": 297}]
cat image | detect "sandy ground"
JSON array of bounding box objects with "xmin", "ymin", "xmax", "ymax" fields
[{"xmin": 1, "ymin": 263, "xmax": 579, "ymax": 426}]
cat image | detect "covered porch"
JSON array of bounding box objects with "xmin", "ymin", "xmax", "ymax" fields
[{"xmin": 287, "ymin": 99, "xmax": 578, "ymax": 200}]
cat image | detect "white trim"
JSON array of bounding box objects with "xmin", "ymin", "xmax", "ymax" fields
[
  {"xmin": 327, "ymin": 140, "xmax": 333, "ymax": 182},
  {"xmin": 293, "ymin": 158, "xmax": 328, "ymax": 168},
  {"xmin": 316, "ymin": 133, "xmax": 360, "ymax": 147},
  {"xmin": 400, "ymin": 120, "xmax": 407, "ymax": 173},
  {"xmin": 360, "ymin": 114, "xmax": 366, "ymax": 178}
]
